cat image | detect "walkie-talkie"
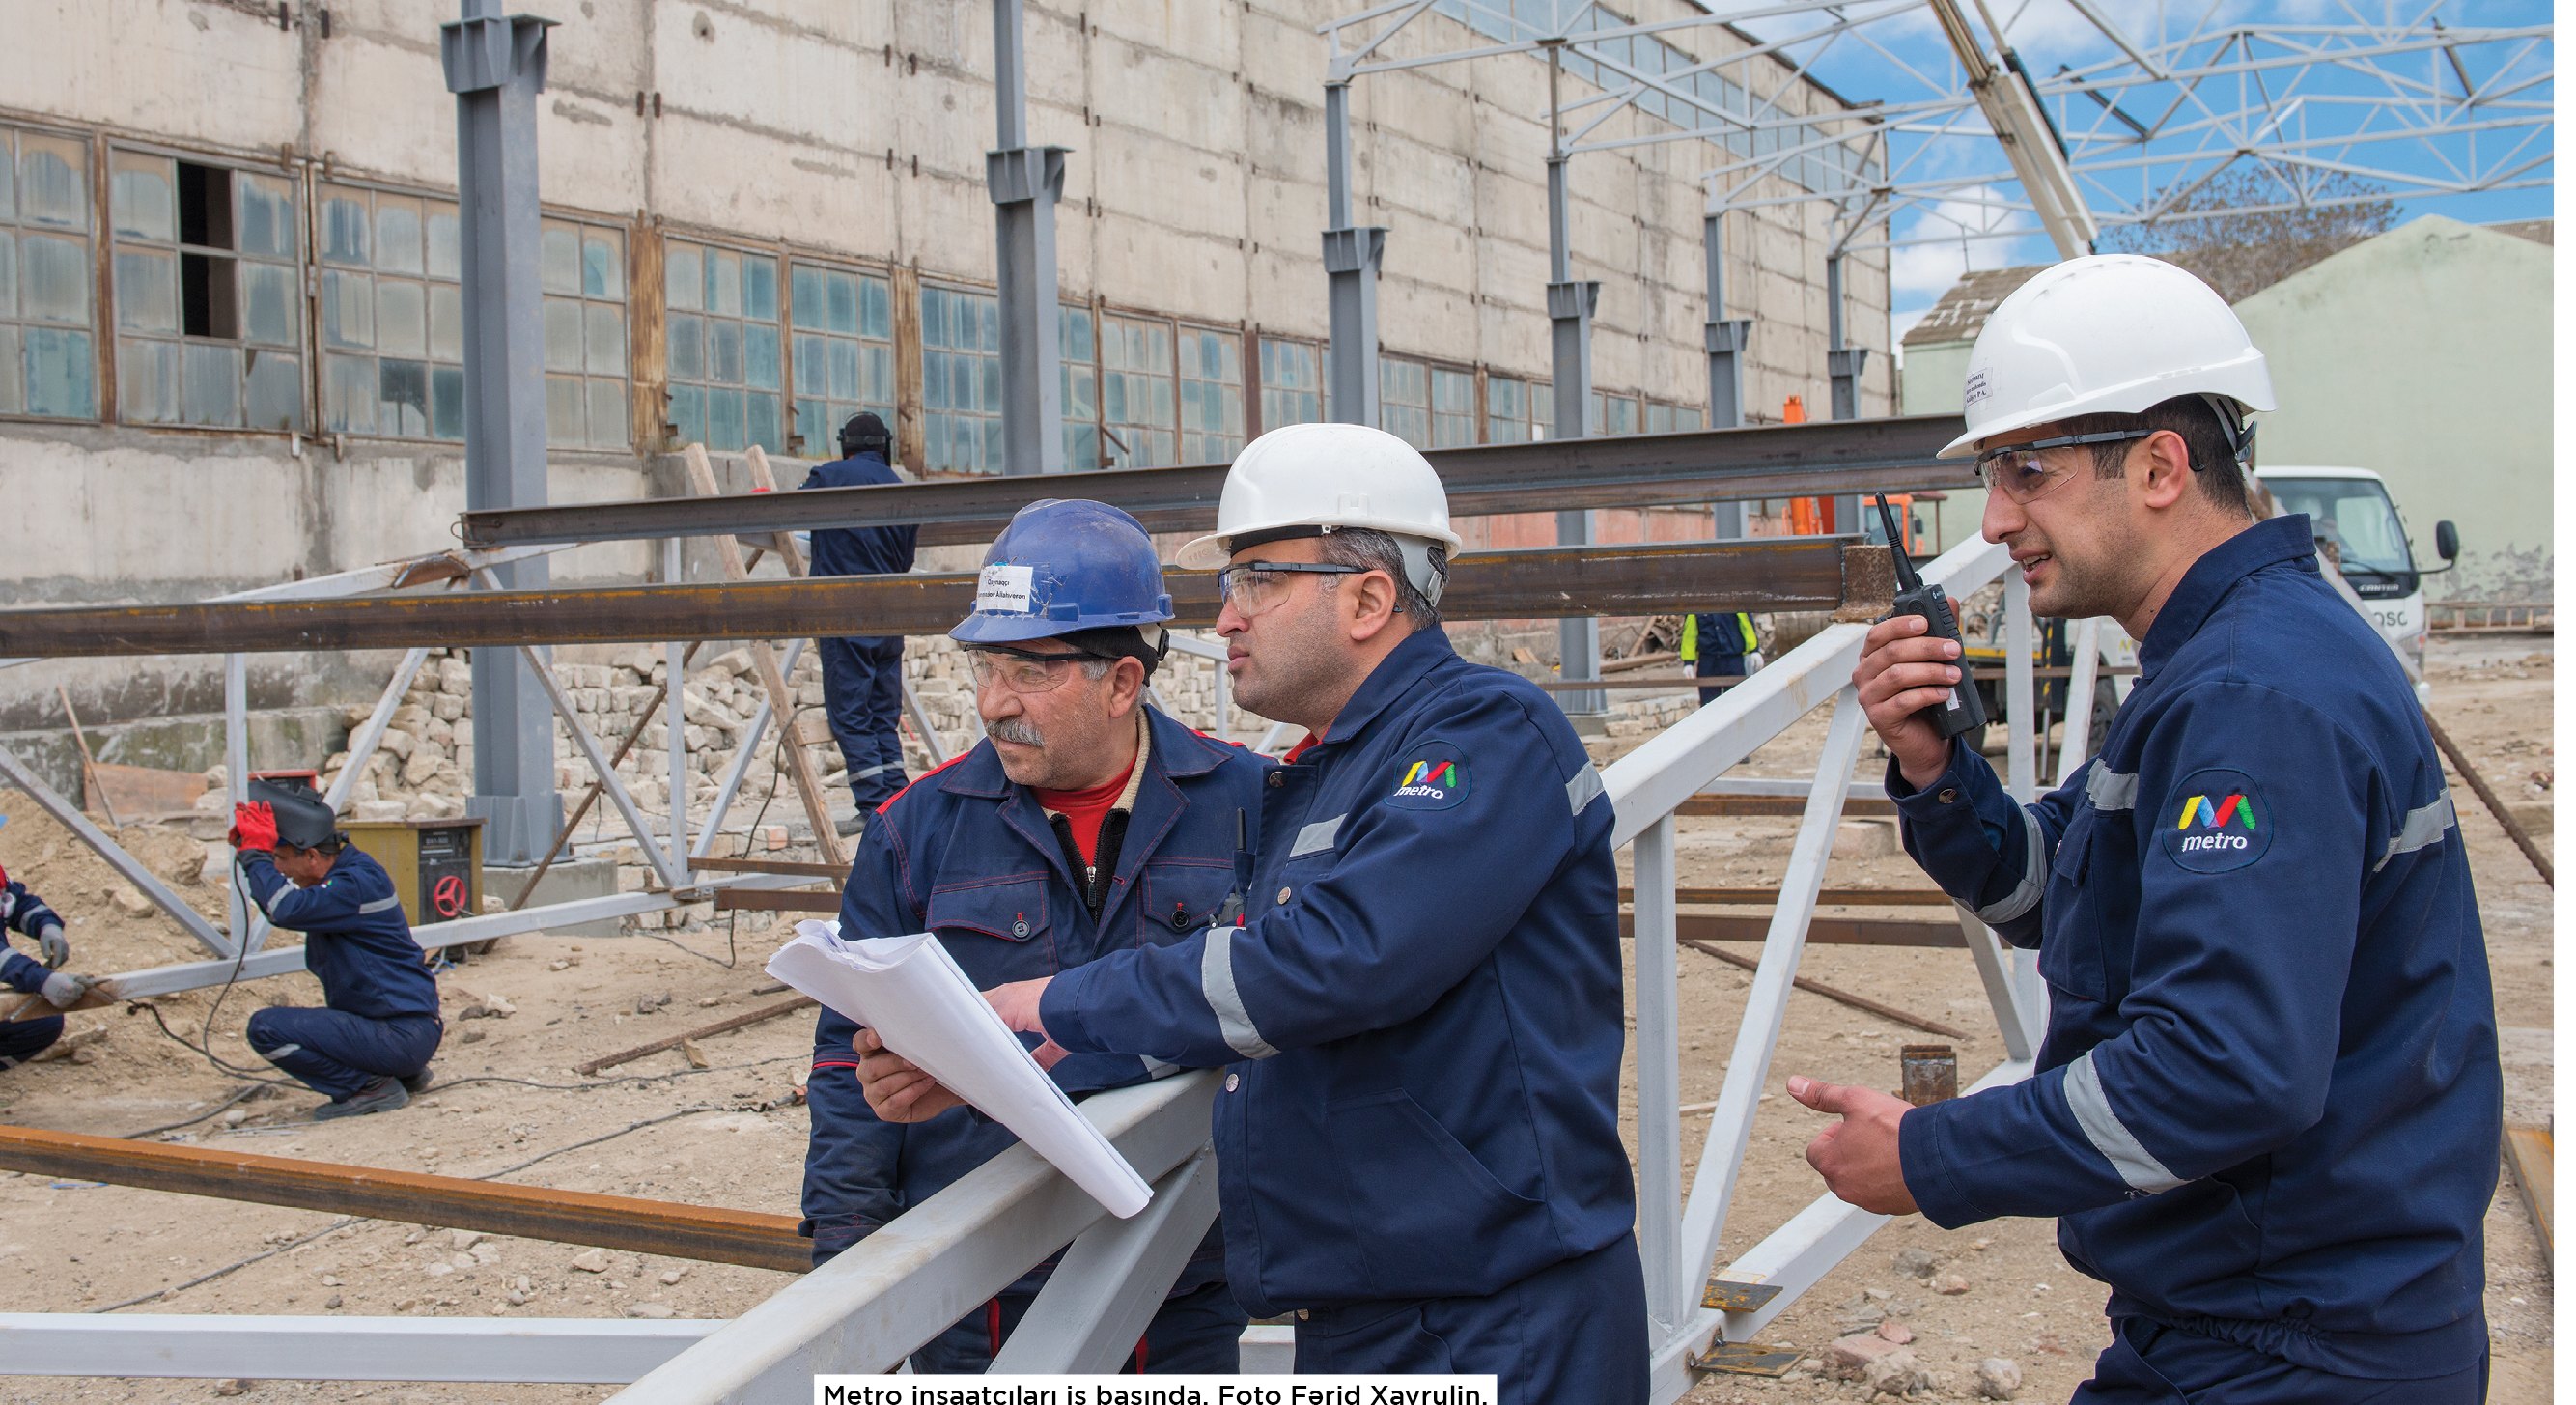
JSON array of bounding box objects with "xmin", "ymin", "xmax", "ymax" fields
[{"xmin": 1874, "ymin": 494, "xmax": 1988, "ymax": 740}]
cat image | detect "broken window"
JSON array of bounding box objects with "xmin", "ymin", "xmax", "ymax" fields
[
  {"xmin": 319, "ymin": 183, "xmax": 466, "ymax": 440},
  {"xmin": 917, "ymin": 283, "xmax": 1001, "ymax": 473},
  {"xmin": 0, "ymin": 126, "xmax": 99, "ymax": 420},
  {"xmin": 787, "ymin": 260, "xmax": 893, "ymax": 459},
  {"xmin": 1178, "ymin": 325, "xmax": 1245, "ymax": 465},
  {"xmin": 663, "ymin": 238, "xmax": 778, "ymax": 455},
  {"xmin": 113, "ymin": 150, "xmax": 300, "ymax": 430}
]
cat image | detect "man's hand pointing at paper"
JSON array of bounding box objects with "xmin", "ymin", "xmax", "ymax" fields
[{"xmin": 850, "ymin": 977, "xmax": 1064, "ymax": 1125}]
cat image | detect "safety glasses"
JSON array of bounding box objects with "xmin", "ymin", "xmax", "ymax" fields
[
  {"xmin": 963, "ymin": 643, "xmax": 1112, "ymax": 694},
  {"xmin": 1216, "ymin": 560, "xmax": 1364, "ymax": 618},
  {"xmin": 1974, "ymin": 430, "xmax": 2152, "ymax": 504}
]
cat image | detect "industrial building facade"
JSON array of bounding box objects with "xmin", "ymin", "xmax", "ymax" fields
[{"xmin": 0, "ymin": 0, "xmax": 1888, "ymax": 778}]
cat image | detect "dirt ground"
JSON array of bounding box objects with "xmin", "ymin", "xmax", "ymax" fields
[{"xmin": 0, "ymin": 636, "xmax": 2552, "ymax": 1403}]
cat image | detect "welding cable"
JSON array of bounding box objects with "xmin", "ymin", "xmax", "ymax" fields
[{"xmin": 91, "ymin": 1102, "xmax": 746, "ymax": 1313}]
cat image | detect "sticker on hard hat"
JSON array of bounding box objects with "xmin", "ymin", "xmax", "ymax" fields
[
  {"xmin": 1386, "ymin": 745, "xmax": 1470, "ymax": 812},
  {"xmin": 976, "ymin": 564, "xmax": 1036, "ymax": 614},
  {"xmin": 1962, "ymin": 369, "xmax": 1992, "ymax": 407}
]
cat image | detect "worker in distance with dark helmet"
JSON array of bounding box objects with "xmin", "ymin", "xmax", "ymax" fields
[
  {"xmin": 231, "ymin": 779, "xmax": 442, "ymax": 1120},
  {"xmin": 0, "ymin": 818, "xmax": 92, "ymax": 1071}
]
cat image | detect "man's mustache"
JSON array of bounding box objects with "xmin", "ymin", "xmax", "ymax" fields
[{"xmin": 989, "ymin": 717, "xmax": 1044, "ymax": 746}]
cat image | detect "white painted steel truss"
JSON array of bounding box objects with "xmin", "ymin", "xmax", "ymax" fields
[
  {"xmin": 1321, "ymin": 1, "xmax": 2550, "ymax": 258},
  {"xmin": 6, "ymin": 537, "xmax": 2073, "ymax": 1403}
]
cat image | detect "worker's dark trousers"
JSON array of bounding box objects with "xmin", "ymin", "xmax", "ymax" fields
[
  {"xmin": 910, "ymin": 1279, "xmax": 1249, "ymax": 1375},
  {"xmin": 1691, "ymin": 655, "xmax": 1747, "ymax": 707},
  {"xmin": 1295, "ymin": 1234, "xmax": 1648, "ymax": 1403},
  {"xmin": 2077, "ymin": 1317, "xmax": 2489, "ymax": 1403},
  {"xmin": 0, "ymin": 1013, "xmax": 62, "ymax": 1068},
  {"xmin": 819, "ymin": 635, "xmax": 909, "ymax": 810},
  {"xmin": 246, "ymin": 1008, "xmax": 441, "ymax": 1100}
]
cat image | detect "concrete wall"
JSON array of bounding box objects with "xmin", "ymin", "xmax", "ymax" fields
[
  {"xmin": 2231, "ymin": 215, "xmax": 2553, "ymax": 600},
  {"xmin": 0, "ymin": 0, "xmax": 1890, "ymax": 782}
]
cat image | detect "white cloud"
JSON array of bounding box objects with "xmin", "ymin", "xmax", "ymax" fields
[{"xmin": 1889, "ymin": 185, "xmax": 2043, "ymax": 302}]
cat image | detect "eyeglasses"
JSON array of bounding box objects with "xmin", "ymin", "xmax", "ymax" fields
[
  {"xmin": 1216, "ymin": 560, "xmax": 1364, "ymax": 619},
  {"xmin": 1974, "ymin": 430, "xmax": 2152, "ymax": 504},
  {"xmin": 964, "ymin": 643, "xmax": 1109, "ymax": 694}
]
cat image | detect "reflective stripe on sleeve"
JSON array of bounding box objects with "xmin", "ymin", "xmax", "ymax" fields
[
  {"xmin": 1289, "ymin": 814, "xmax": 1343, "ymax": 858},
  {"xmin": 2086, "ymin": 767, "xmax": 2139, "ymax": 812},
  {"xmin": 1566, "ymin": 764, "xmax": 1605, "ymax": 817},
  {"xmin": 2376, "ymin": 790, "xmax": 2456, "ymax": 870},
  {"xmin": 357, "ymin": 895, "xmax": 403, "ymax": 914},
  {"xmin": 2063, "ymin": 1050, "xmax": 2186, "ymax": 1194},
  {"xmin": 1974, "ymin": 806, "xmax": 2048, "ymax": 925},
  {"xmin": 1199, "ymin": 925, "xmax": 1277, "ymax": 1060}
]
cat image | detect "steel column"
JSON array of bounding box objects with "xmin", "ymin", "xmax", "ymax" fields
[
  {"xmin": 1703, "ymin": 213, "xmax": 1751, "ymax": 431},
  {"xmin": 1547, "ymin": 89, "xmax": 1605, "ymax": 717},
  {"xmin": 1825, "ymin": 255, "xmax": 1869, "ymax": 423},
  {"xmin": 443, "ymin": 0, "xmax": 562, "ymax": 865},
  {"xmin": 1631, "ymin": 814, "xmax": 1684, "ymax": 1335},
  {"xmin": 1322, "ymin": 82, "xmax": 1385, "ymax": 428},
  {"xmin": 989, "ymin": 0, "xmax": 1067, "ymax": 475}
]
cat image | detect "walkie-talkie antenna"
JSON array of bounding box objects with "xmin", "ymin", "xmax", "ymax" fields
[{"xmin": 1874, "ymin": 493, "xmax": 1924, "ymax": 590}]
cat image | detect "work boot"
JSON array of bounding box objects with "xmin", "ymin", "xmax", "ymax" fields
[
  {"xmin": 834, "ymin": 812, "xmax": 870, "ymax": 839},
  {"xmin": 400, "ymin": 1068, "xmax": 434, "ymax": 1095},
  {"xmin": 314, "ymin": 1076, "xmax": 410, "ymax": 1121}
]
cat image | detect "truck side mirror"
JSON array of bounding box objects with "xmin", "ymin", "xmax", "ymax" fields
[{"xmin": 2434, "ymin": 520, "xmax": 2459, "ymax": 562}]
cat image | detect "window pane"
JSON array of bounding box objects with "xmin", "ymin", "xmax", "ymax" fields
[
  {"xmin": 0, "ymin": 233, "xmax": 14, "ymax": 318},
  {"xmin": 862, "ymin": 343, "xmax": 892, "ymax": 405},
  {"xmin": 747, "ymin": 390, "xmax": 780, "ymax": 454},
  {"xmin": 540, "ymin": 223, "xmax": 580, "ymax": 295},
  {"xmin": 114, "ymin": 249, "xmax": 177, "ymax": 332},
  {"xmin": 707, "ymin": 386, "xmax": 745, "ymax": 450},
  {"xmin": 375, "ymin": 278, "xmax": 426, "ymax": 357},
  {"xmin": 25, "ymin": 327, "xmax": 94, "ymax": 417},
  {"xmin": 542, "ymin": 296, "xmax": 582, "ymax": 372},
  {"xmin": 664, "ymin": 241, "xmax": 702, "ymax": 312},
  {"xmin": 20, "ymin": 137, "xmax": 87, "ymax": 231},
  {"xmin": 668, "ymin": 382, "xmax": 705, "ymax": 448},
  {"xmin": 244, "ymin": 350, "xmax": 299, "ymax": 431},
  {"xmin": 0, "ymin": 135, "xmax": 14, "ymax": 223},
  {"xmin": 545, "ymin": 372, "xmax": 584, "ymax": 443},
  {"xmin": 860, "ymin": 276, "xmax": 889, "ymax": 339},
  {"xmin": 379, "ymin": 357, "xmax": 430, "ymax": 437},
  {"xmin": 119, "ymin": 337, "xmax": 179, "ymax": 422},
  {"xmin": 431, "ymin": 364, "xmax": 465, "ymax": 438},
  {"xmin": 322, "ymin": 352, "xmax": 376, "ymax": 432},
  {"xmin": 376, "ymin": 198, "xmax": 424, "ymax": 275},
  {"xmin": 706, "ymin": 249, "xmax": 740, "ymax": 316},
  {"xmin": 429, "ymin": 283, "xmax": 463, "ymax": 361},
  {"xmin": 709, "ymin": 318, "xmax": 743, "ymax": 384},
  {"xmin": 427, "ymin": 203, "xmax": 462, "ymax": 279},
  {"xmin": 826, "ymin": 338, "xmax": 858, "ymax": 399},
  {"xmin": 790, "ymin": 265, "xmax": 826, "ymax": 329},
  {"xmin": 666, "ymin": 313, "xmax": 703, "ymax": 380},
  {"xmin": 321, "ymin": 269, "xmax": 373, "ymax": 349},
  {"xmin": 582, "ymin": 230, "xmax": 622, "ymax": 299},
  {"xmin": 588, "ymin": 378, "xmax": 626, "ymax": 448},
  {"xmin": 0, "ymin": 324, "xmax": 19, "ymax": 413},
  {"xmin": 743, "ymin": 256, "xmax": 776, "ymax": 322},
  {"xmin": 240, "ymin": 260, "xmax": 296, "ymax": 346},
  {"xmin": 237, "ymin": 174, "xmax": 296, "ymax": 260},
  {"xmin": 322, "ymin": 191, "xmax": 371, "ymax": 266},
  {"xmin": 585, "ymin": 303, "xmax": 625, "ymax": 376},
  {"xmin": 744, "ymin": 323, "xmax": 779, "ymax": 390},
  {"xmin": 791, "ymin": 332, "xmax": 825, "ymax": 396},
  {"xmin": 110, "ymin": 153, "xmax": 173, "ymax": 240},
  {"xmin": 793, "ymin": 396, "xmax": 826, "ymax": 449},
  {"xmin": 23, "ymin": 234, "xmax": 89, "ymax": 324},
  {"xmin": 825, "ymin": 270, "xmax": 857, "ymax": 334}
]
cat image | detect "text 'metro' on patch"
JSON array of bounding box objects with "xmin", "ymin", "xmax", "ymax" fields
[
  {"xmin": 1386, "ymin": 745, "xmax": 1470, "ymax": 812},
  {"xmin": 2161, "ymin": 769, "xmax": 2272, "ymax": 873}
]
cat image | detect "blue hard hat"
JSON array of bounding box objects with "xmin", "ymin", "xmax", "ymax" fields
[{"xmin": 950, "ymin": 499, "xmax": 1175, "ymax": 646}]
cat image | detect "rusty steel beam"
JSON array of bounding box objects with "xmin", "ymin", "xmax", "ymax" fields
[
  {"xmin": 459, "ymin": 415, "xmax": 1974, "ymax": 548},
  {"xmin": 0, "ymin": 541, "xmax": 1892, "ymax": 660},
  {"xmin": 1618, "ymin": 913, "xmax": 1967, "ymax": 948},
  {"xmin": 0, "ymin": 1123, "xmax": 812, "ymax": 1274}
]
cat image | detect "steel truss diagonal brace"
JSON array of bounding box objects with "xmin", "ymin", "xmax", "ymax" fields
[{"xmin": 0, "ymin": 739, "xmax": 232, "ymax": 958}]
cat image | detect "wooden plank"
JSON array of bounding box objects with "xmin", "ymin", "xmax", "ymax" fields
[
  {"xmin": 0, "ymin": 1124, "xmax": 811, "ymax": 1274},
  {"xmin": 1680, "ymin": 938, "xmax": 1969, "ymax": 1038},
  {"xmin": 714, "ymin": 888, "xmax": 841, "ymax": 913},
  {"xmin": 1675, "ymin": 796, "xmax": 1900, "ymax": 818},
  {"xmin": 85, "ymin": 761, "xmax": 203, "ymax": 822},
  {"xmin": 574, "ymin": 996, "xmax": 820, "ymax": 1077},
  {"xmin": 2505, "ymin": 1126, "xmax": 2553, "ymax": 1251},
  {"xmin": 1619, "ymin": 886, "xmax": 1955, "ymax": 908},
  {"xmin": 1622, "ymin": 913, "xmax": 1966, "ymax": 949},
  {"xmin": 690, "ymin": 857, "xmax": 848, "ymax": 880}
]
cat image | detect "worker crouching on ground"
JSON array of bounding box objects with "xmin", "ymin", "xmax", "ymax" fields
[
  {"xmin": 0, "ymin": 833, "xmax": 89, "ymax": 1069},
  {"xmin": 1792, "ymin": 254, "xmax": 2500, "ymax": 1401},
  {"xmin": 231, "ymin": 780, "xmax": 442, "ymax": 1120},
  {"xmin": 804, "ymin": 498, "xmax": 1265, "ymax": 1374},
  {"xmin": 892, "ymin": 426, "xmax": 1642, "ymax": 1397}
]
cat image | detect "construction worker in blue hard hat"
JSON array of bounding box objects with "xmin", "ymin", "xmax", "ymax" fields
[
  {"xmin": 801, "ymin": 498, "xmax": 1267, "ymax": 1376},
  {"xmin": 0, "ymin": 814, "xmax": 91, "ymax": 1072},
  {"xmin": 799, "ymin": 412, "xmax": 919, "ymax": 838}
]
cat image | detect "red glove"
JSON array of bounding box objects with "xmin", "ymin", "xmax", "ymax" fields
[{"xmin": 229, "ymin": 802, "xmax": 278, "ymax": 853}]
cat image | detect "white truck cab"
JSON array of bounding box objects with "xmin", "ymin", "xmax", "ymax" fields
[{"xmin": 2254, "ymin": 465, "xmax": 2458, "ymax": 697}]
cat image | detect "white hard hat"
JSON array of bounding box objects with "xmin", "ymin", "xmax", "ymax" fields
[
  {"xmin": 1177, "ymin": 423, "xmax": 1464, "ymax": 602},
  {"xmin": 1942, "ymin": 254, "xmax": 2277, "ymax": 459}
]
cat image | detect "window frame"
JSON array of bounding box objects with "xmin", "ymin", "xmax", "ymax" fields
[
  {"xmin": 104, "ymin": 137, "xmax": 306, "ymax": 434},
  {"xmin": 662, "ymin": 233, "xmax": 790, "ymax": 457},
  {"xmin": 0, "ymin": 119, "xmax": 104, "ymax": 424}
]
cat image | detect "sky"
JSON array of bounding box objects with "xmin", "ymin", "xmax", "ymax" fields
[{"xmin": 1707, "ymin": 0, "xmax": 2557, "ymax": 342}]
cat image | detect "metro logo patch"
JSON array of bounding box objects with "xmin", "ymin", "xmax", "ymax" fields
[
  {"xmin": 2160, "ymin": 770, "xmax": 2272, "ymax": 873},
  {"xmin": 1386, "ymin": 748, "xmax": 1470, "ymax": 811}
]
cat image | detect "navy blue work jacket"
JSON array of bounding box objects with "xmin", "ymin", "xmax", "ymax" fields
[
  {"xmin": 1041, "ymin": 627, "xmax": 1636, "ymax": 1317},
  {"xmin": 239, "ymin": 848, "xmax": 440, "ymax": 1021},
  {"xmin": 798, "ymin": 452, "xmax": 917, "ymax": 580},
  {"xmin": 0, "ymin": 877, "xmax": 65, "ymax": 995},
  {"xmin": 800, "ymin": 706, "xmax": 1270, "ymax": 1285},
  {"xmin": 1891, "ymin": 515, "xmax": 2499, "ymax": 1378}
]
